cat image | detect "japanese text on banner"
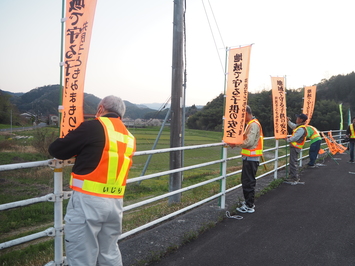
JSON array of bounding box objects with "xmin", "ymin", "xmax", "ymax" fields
[
  {"xmin": 271, "ymin": 77, "xmax": 287, "ymax": 139},
  {"xmin": 223, "ymin": 45, "xmax": 252, "ymax": 145},
  {"xmin": 60, "ymin": 0, "xmax": 98, "ymax": 138},
  {"xmin": 302, "ymin": 85, "xmax": 316, "ymax": 125}
]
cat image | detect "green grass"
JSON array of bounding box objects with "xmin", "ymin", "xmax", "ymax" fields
[
  {"xmin": 0, "ymin": 124, "xmax": 24, "ymax": 130},
  {"xmin": 0, "ymin": 125, "xmax": 287, "ymax": 265},
  {"xmin": 0, "ymin": 152, "xmax": 47, "ymax": 165},
  {"xmin": 0, "ymin": 240, "xmax": 54, "ymax": 266}
]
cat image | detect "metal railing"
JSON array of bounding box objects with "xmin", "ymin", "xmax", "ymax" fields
[{"xmin": 0, "ymin": 130, "xmax": 344, "ymax": 265}]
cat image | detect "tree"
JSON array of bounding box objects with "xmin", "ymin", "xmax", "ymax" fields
[
  {"xmin": 311, "ymin": 100, "xmax": 340, "ymax": 131},
  {"xmin": 185, "ymin": 72, "xmax": 355, "ymax": 135},
  {"xmin": 248, "ymin": 90, "xmax": 273, "ymax": 136},
  {"xmin": 186, "ymin": 94, "xmax": 224, "ymax": 131},
  {"xmin": 0, "ymin": 90, "xmax": 21, "ymax": 125},
  {"xmin": 186, "ymin": 104, "xmax": 198, "ymax": 117}
]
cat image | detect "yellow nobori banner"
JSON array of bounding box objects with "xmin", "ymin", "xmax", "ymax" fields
[
  {"xmin": 223, "ymin": 45, "xmax": 252, "ymax": 145},
  {"xmin": 271, "ymin": 76, "xmax": 287, "ymax": 139},
  {"xmin": 303, "ymin": 85, "xmax": 316, "ymax": 125},
  {"xmin": 60, "ymin": 0, "xmax": 98, "ymax": 138}
]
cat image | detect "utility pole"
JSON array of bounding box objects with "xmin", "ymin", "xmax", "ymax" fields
[
  {"xmin": 10, "ymin": 109, "xmax": 12, "ymax": 134},
  {"xmin": 169, "ymin": 0, "xmax": 185, "ymax": 204}
]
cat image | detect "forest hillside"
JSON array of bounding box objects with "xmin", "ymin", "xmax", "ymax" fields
[{"xmin": 187, "ymin": 72, "xmax": 355, "ymax": 136}]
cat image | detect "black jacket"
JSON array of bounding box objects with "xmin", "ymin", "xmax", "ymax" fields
[{"xmin": 48, "ymin": 114, "xmax": 119, "ymax": 175}]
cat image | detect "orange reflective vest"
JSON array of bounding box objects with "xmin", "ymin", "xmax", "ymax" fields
[
  {"xmin": 306, "ymin": 125, "xmax": 322, "ymax": 144},
  {"xmin": 350, "ymin": 124, "xmax": 355, "ymax": 139},
  {"xmin": 241, "ymin": 119, "xmax": 264, "ymax": 157},
  {"xmin": 70, "ymin": 117, "xmax": 136, "ymax": 198},
  {"xmin": 290, "ymin": 125, "xmax": 307, "ymax": 149}
]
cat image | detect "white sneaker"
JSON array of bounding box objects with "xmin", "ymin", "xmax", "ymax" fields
[{"xmin": 236, "ymin": 203, "xmax": 255, "ymax": 213}]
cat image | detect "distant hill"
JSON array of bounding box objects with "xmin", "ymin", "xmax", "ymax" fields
[
  {"xmin": 141, "ymin": 103, "xmax": 204, "ymax": 111},
  {"xmin": 140, "ymin": 103, "xmax": 170, "ymax": 110},
  {"xmin": 3, "ymin": 91, "xmax": 24, "ymax": 97},
  {"xmin": 4, "ymin": 85, "xmax": 158, "ymax": 119},
  {"xmin": 8, "ymin": 85, "xmax": 63, "ymax": 116},
  {"xmin": 3, "ymin": 85, "xmax": 204, "ymax": 120}
]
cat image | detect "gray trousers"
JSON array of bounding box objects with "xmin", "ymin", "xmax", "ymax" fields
[
  {"xmin": 289, "ymin": 146, "xmax": 300, "ymax": 178},
  {"xmin": 64, "ymin": 191, "xmax": 123, "ymax": 266}
]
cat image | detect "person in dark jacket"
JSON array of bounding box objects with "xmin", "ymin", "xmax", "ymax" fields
[{"xmin": 49, "ymin": 95, "xmax": 136, "ymax": 266}]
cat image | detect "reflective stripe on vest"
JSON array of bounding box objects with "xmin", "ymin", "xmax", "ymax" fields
[
  {"xmin": 350, "ymin": 124, "xmax": 355, "ymax": 139},
  {"xmin": 290, "ymin": 125, "xmax": 306, "ymax": 149},
  {"xmin": 241, "ymin": 119, "xmax": 264, "ymax": 157},
  {"xmin": 307, "ymin": 125, "xmax": 321, "ymax": 140},
  {"xmin": 70, "ymin": 117, "xmax": 136, "ymax": 198}
]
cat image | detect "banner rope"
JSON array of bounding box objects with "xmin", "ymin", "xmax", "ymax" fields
[{"xmin": 225, "ymin": 211, "xmax": 243, "ymax": 220}]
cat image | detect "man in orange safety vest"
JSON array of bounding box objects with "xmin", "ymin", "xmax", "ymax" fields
[
  {"xmin": 286, "ymin": 114, "xmax": 308, "ymax": 184},
  {"xmin": 49, "ymin": 95, "xmax": 136, "ymax": 266},
  {"xmin": 230, "ymin": 105, "xmax": 264, "ymax": 214}
]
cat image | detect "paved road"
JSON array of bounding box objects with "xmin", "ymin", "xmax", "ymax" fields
[
  {"xmin": 149, "ymin": 152, "xmax": 355, "ymax": 266},
  {"xmin": 0, "ymin": 124, "xmax": 47, "ymax": 132}
]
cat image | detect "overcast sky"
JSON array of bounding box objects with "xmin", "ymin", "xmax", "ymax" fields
[{"xmin": 1, "ymin": 0, "xmax": 354, "ymax": 106}]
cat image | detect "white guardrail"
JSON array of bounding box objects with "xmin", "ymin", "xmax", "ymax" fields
[{"xmin": 0, "ymin": 130, "xmax": 345, "ymax": 265}]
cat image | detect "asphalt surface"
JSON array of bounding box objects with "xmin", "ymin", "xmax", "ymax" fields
[{"xmin": 120, "ymin": 151, "xmax": 355, "ymax": 266}]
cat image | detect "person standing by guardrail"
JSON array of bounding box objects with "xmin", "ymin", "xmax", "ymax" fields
[
  {"xmin": 285, "ymin": 114, "xmax": 308, "ymax": 184},
  {"xmin": 48, "ymin": 95, "xmax": 136, "ymax": 266},
  {"xmin": 305, "ymin": 125, "xmax": 322, "ymax": 168},
  {"xmin": 345, "ymin": 117, "xmax": 355, "ymax": 163},
  {"xmin": 230, "ymin": 105, "xmax": 264, "ymax": 214}
]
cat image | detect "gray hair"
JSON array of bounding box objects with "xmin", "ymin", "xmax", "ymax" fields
[
  {"xmin": 246, "ymin": 105, "xmax": 252, "ymax": 115},
  {"xmin": 99, "ymin": 95, "xmax": 126, "ymax": 118}
]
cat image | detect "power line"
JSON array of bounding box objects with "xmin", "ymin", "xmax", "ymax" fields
[
  {"xmin": 149, "ymin": 96, "xmax": 171, "ymax": 120},
  {"xmin": 201, "ymin": 0, "xmax": 225, "ymax": 74},
  {"xmin": 207, "ymin": 0, "xmax": 225, "ymax": 48}
]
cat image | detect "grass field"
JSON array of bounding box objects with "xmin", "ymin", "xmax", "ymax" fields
[{"xmin": 0, "ymin": 125, "xmax": 286, "ymax": 265}]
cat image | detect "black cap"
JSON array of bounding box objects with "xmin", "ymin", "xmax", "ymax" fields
[{"xmin": 296, "ymin": 114, "xmax": 308, "ymax": 122}]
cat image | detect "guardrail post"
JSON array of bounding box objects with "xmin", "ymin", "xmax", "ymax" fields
[
  {"xmin": 53, "ymin": 163, "xmax": 65, "ymax": 265},
  {"xmin": 299, "ymin": 149, "xmax": 303, "ymax": 167},
  {"xmin": 274, "ymin": 139, "xmax": 279, "ymax": 179},
  {"xmin": 219, "ymin": 145, "xmax": 227, "ymax": 209}
]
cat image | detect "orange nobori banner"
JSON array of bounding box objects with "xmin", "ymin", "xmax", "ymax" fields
[
  {"xmin": 60, "ymin": 0, "xmax": 98, "ymax": 138},
  {"xmin": 302, "ymin": 85, "xmax": 316, "ymax": 125},
  {"xmin": 321, "ymin": 132, "xmax": 339, "ymax": 155},
  {"xmin": 271, "ymin": 77, "xmax": 287, "ymax": 139},
  {"xmin": 328, "ymin": 131, "xmax": 347, "ymax": 153},
  {"xmin": 223, "ymin": 45, "xmax": 252, "ymax": 145}
]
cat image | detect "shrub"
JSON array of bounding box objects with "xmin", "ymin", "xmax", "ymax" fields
[
  {"xmin": 31, "ymin": 128, "xmax": 58, "ymax": 158},
  {"xmin": 0, "ymin": 139, "xmax": 16, "ymax": 151}
]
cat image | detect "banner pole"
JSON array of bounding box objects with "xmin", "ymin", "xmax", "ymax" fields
[
  {"xmin": 58, "ymin": 0, "xmax": 65, "ymax": 135},
  {"xmin": 284, "ymin": 75, "xmax": 288, "ymax": 179},
  {"xmin": 221, "ymin": 47, "xmax": 228, "ymax": 129},
  {"xmin": 219, "ymin": 47, "xmax": 229, "ymax": 207},
  {"xmin": 285, "ymin": 140, "xmax": 288, "ymax": 179}
]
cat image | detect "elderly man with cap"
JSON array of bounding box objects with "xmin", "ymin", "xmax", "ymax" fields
[{"xmin": 285, "ymin": 114, "xmax": 308, "ymax": 184}]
